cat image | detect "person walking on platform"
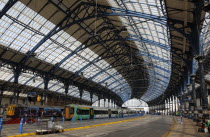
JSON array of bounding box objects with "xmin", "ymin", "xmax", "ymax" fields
[{"xmin": 180, "ymin": 112, "xmax": 183, "ymax": 124}]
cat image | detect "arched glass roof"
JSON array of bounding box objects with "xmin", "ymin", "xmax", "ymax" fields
[
  {"xmin": 108, "ymin": 0, "xmax": 171, "ymax": 102},
  {"xmin": 122, "ymin": 99, "xmax": 148, "ymax": 108},
  {"xmin": 0, "ymin": 0, "xmax": 172, "ymax": 104},
  {"xmin": 0, "ymin": 0, "xmax": 133, "ymax": 102}
]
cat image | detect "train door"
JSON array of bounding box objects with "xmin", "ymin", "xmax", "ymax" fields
[
  {"xmin": 90, "ymin": 108, "xmax": 94, "ymax": 119},
  {"xmin": 65, "ymin": 107, "xmax": 70, "ymax": 120},
  {"xmin": 39, "ymin": 108, "xmax": 44, "ymax": 117}
]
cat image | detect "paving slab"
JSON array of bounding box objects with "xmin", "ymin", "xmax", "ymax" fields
[
  {"xmin": 2, "ymin": 115, "xmax": 143, "ymax": 137},
  {"xmin": 28, "ymin": 115, "xmax": 173, "ymax": 137},
  {"xmin": 169, "ymin": 117, "xmax": 210, "ymax": 137}
]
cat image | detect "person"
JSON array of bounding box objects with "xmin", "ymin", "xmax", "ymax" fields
[
  {"xmin": 180, "ymin": 112, "xmax": 183, "ymax": 124},
  {"xmin": 3, "ymin": 109, "xmax": 7, "ymax": 118},
  {"xmin": 53, "ymin": 111, "xmax": 57, "ymax": 121}
]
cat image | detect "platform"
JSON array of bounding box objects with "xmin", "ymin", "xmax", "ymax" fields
[
  {"xmin": 4, "ymin": 115, "xmax": 209, "ymax": 137},
  {"xmin": 3, "ymin": 115, "xmax": 144, "ymax": 137},
  {"xmin": 169, "ymin": 117, "xmax": 209, "ymax": 137},
  {"xmin": 1, "ymin": 115, "xmax": 176, "ymax": 137}
]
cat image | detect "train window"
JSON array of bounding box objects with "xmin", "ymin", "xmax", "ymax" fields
[
  {"xmin": 76, "ymin": 109, "xmax": 89, "ymax": 115},
  {"xmin": 70, "ymin": 107, "xmax": 74, "ymax": 114},
  {"xmin": 46, "ymin": 109, "xmax": 53, "ymax": 115},
  {"xmin": 112, "ymin": 111, "xmax": 118, "ymax": 114},
  {"xmin": 94, "ymin": 110, "xmax": 108, "ymax": 114}
]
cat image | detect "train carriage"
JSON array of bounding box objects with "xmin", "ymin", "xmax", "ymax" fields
[
  {"xmin": 64, "ymin": 104, "xmax": 119, "ymax": 120},
  {"xmin": 6, "ymin": 104, "xmax": 63, "ymax": 118}
]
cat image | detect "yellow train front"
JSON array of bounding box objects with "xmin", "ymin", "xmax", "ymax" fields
[{"xmin": 6, "ymin": 105, "xmax": 17, "ymax": 117}]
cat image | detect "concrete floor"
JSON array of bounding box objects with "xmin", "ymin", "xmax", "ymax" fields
[{"xmin": 31, "ymin": 115, "xmax": 173, "ymax": 137}]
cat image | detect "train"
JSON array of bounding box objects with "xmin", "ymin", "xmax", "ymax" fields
[
  {"xmin": 64, "ymin": 104, "xmax": 137, "ymax": 120},
  {"xmin": 6, "ymin": 104, "xmax": 63, "ymax": 118},
  {"xmin": 5, "ymin": 104, "xmax": 139, "ymax": 121}
]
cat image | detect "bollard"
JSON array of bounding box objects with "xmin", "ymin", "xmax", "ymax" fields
[
  {"xmin": 80, "ymin": 116, "xmax": 82, "ymax": 123},
  {"xmin": 0, "ymin": 117, "xmax": 3, "ymax": 136},
  {"xmin": 94, "ymin": 115, "xmax": 95, "ymax": 121},
  {"xmin": 99, "ymin": 116, "xmax": 100, "ymax": 120},
  {"xmin": 62, "ymin": 116, "xmax": 65, "ymax": 125},
  {"xmin": 19, "ymin": 118, "xmax": 23, "ymax": 134},
  {"xmin": 71, "ymin": 117, "xmax": 75, "ymax": 123},
  {"xmin": 37, "ymin": 117, "xmax": 40, "ymax": 126}
]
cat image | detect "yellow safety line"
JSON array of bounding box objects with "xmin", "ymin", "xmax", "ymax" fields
[
  {"xmin": 7, "ymin": 133, "xmax": 36, "ymax": 137},
  {"xmin": 64, "ymin": 116, "xmax": 146, "ymax": 131},
  {"xmin": 162, "ymin": 116, "xmax": 176, "ymax": 137},
  {"xmin": 7, "ymin": 116, "xmax": 146, "ymax": 137}
]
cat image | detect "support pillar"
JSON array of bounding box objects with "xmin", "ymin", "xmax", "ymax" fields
[
  {"xmin": 174, "ymin": 95, "xmax": 177, "ymax": 115},
  {"xmin": 90, "ymin": 91, "xmax": 93, "ymax": 105},
  {"xmin": 196, "ymin": 56, "xmax": 208, "ymax": 109},
  {"xmin": 79, "ymin": 88, "xmax": 83, "ymax": 105},
  {"xmin": 43, "ymin": 75, "xmax": 50, "ymax": 106},
  {"xmin": 104, "ymin": 98, "xmax": 106, "ymax": 107},
  {"xmin": 64, "ymin": 82, "xmax": 69, "ymax": 106},
  {"xmin": 98, "ymin": 95, "xmax": 101, "ymax": 107},
  {"xmin": 171, "ymin": 96, "xmax": 174, "ymax": 115},
  {"xmin": 12, "ymin": 65, "xmax": 22, "ymax": 104},
  {"xmin": 108, "ymin": 97, "xmax": 110, "ymax": 108},
  {"xmin": 166, "ymin": 99, "xmax": 168, "ymax": 115},
  {"xmin": 0, "ymin": 88, "xmax": 3, "ymax": 106},
  {"xmin": 191, "ymin": 74, "xmax": 196, "ymax": 111}
]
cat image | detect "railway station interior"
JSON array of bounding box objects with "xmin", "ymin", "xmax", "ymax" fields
[{"xmin": 1, "ymin": 0, "xmax": 210, "ymax": 137}]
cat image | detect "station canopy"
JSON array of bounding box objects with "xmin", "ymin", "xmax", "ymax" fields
[{"xmin": 1, "ymin": 0, "xmax": 205, "ymax": 105}]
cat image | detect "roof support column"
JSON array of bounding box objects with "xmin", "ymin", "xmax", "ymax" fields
[
  {"xmin": 174, "ymin": 95, "xmax": 177, "ymax": 115},
  {"xmin": 163, "ymin": 104, "xmax": 165, "ymax": 115},
  {"xmin": 178, "ymin": 86, "xmax": 182, "ymax": 112},
  {"xmin": 90, "ymin": 91, "xmax": 93, "ymax": 105},
  {"xmin": 98, "ymin": 94, "xmax": 101, "ymax": 107},
  {"xmin": 0, "ymin": 88, "xmax": 4, "ymax": 106},
  {"xmin": 192, "ymin": 1, "xmax": 208, "ymax": 110},
  {"xmin": 111, "ymin": 99, "xmax": 114, "ymax": 108},
  {"xmin": 196, "ymin": 56, "xmax": 208, "ymax": 109},
  {"xmin": 166, "ymin": 99, "xmax": 168, "ymax": 115},
  {"xmin": 79, "ymin": 88, "xmax": 83, "ymax": 105},
  {"xmin": 104, "ymin": 97, "xmax": 106, "ymax": 108},
  {"xmin": 64, "ymin": 82, "xmax": 69, "ymax": 106},
  {"xmin": 191, "ymin": 74, "xmax": 196, "ymax": 110},
  {"xmin": 43, "ymin": 75, "xmax": 50, "ymax": 106},
  {"xmin": 108, "ymin": 97, "xmax": 110, "ymax": 108},
  {"xmin": 171, "ymin": 96, "xmax": 174, "ymax": 115},
  {"xmin": 12, "ymin": 65, "xmax": 21, "ymax": 104}
]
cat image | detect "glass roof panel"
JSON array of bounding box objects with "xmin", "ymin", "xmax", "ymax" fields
[
  {"xmin": 0, "ymin": 0, "xmax": 132, "ymax": 102},
  {"xmin": 108, "ymin": 0, "xmax": 171, "ymax": 102}
]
